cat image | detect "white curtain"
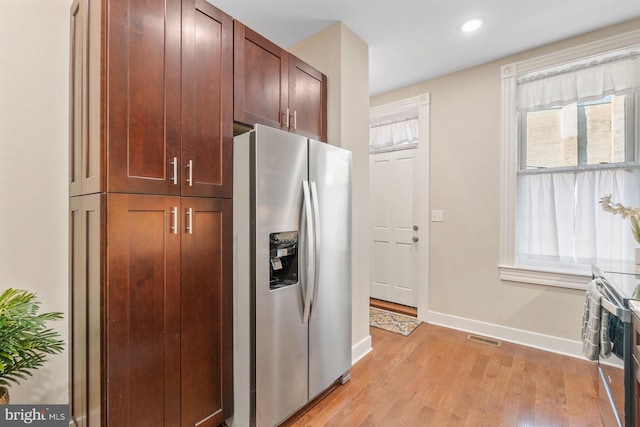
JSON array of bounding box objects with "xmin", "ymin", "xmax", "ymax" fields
[
  {"xmin": 369, "ymin": 115, "xmax": 419, "ymax": 153},
  {"xmin": 517, "ymin": 53, "xmax": 640, "ymax": 111},
  {"xmin": 517, "ymin": 166, "xmax": 640, "ymax": 264}
]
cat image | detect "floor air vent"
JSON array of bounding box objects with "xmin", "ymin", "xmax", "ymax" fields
[{"xmin": 467, "ymin": 334, "xmax": 501, "ymax": 347}]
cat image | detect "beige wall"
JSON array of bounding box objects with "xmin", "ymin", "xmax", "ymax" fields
[
  {"xmin": 290, "ymin": 23, "xmax": 372, "ymax": 355},
  {"xmin": 0, "ymin": 0, "xmax": 70, "ymax": 403},
  {"xmin": 371, "ymin": 18, "xmax": 640, "ymax": 345}
]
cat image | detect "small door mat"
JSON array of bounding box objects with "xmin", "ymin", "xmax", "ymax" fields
[{"xmin": 369, "ymin": 307, "xmax": 422, "ymax": 336}]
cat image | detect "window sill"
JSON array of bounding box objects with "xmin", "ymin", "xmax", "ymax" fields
[{"xmin": 498, "ymin": 265, "xmax": 591, "ymax": 290}]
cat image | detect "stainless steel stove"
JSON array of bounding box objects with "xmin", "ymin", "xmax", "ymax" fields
[{"xmin": 591, "ymin": 259, "xmax": 639, "ymax": 427}]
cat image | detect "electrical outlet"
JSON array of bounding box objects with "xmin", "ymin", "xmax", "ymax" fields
[{"xmin": 431, "ymin": 210, "xmax": 444, "ymax": 222}]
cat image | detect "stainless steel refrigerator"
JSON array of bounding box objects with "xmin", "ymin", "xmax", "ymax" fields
[{"xmin": 231, "ymin": 125, "xmax": 352, "ymax": 427}]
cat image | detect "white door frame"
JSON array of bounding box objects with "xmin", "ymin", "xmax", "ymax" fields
[{"xmin": 369, "ymin": 93, "xmax": 430, "ymax": 321}]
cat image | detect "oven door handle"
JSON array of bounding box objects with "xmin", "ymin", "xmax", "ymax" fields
[{"xmin": 601, "ymin": 297, "xmax": 631, "ymax": 323}]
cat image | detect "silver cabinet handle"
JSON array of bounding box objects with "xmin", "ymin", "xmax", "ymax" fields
[
  {"xmin": 187, "ymin": 160, "xmax": 193, "ymax": 187},
  {"xmin": 186, "ymin": 207, "xmax": 193, "ymax": 234},
  {"xmin": 282, "ymin": 108, "xmax": 290, "ymax": 128},
  {"xmin": 412, "ymin": 236, "xmax": 419, "ymax": 243},
  {"xmin": 292, "ymin": 110, "xmax": 297, "ymax": 130},
  {"xmin": 170, "ymin": 207, "xmax": 178, "ymax": 234},
  {"xmin": 171, "ymin": 157, "xmax": 178, "ymax": 185}
]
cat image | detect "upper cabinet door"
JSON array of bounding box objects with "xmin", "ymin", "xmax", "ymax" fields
[
  {"xmin": 181, "ymin": 0, "xmax": 233, "ymax": 198},
  {"xmin": 288, "ymin": 56, "xmax": 327, "ymax": 142},
  {"xmin": 233, "ymin": 21, "xmax": 289, "ymax": 131},
  {"xmin": 107, "ymin": 0, "xmax": 182, "ymax": 195}
]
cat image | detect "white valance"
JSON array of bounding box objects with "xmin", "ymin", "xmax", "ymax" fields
[
  {"xmin": 369, "ymin": 114, "xmax": 419, "ymax": 153},
  {"xmin": 517, "ymin": 52, "xmax": 640, "ymax": 112}
]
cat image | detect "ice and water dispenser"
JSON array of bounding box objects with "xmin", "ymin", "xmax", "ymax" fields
[{"xmin": 269, "ymin": 231, "xmax": 299, "ymax": 290}]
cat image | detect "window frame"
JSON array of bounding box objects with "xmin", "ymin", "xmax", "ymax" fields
[{"xmin": 499, "ymin": 29, "xmax": 640, "ymax": 289}]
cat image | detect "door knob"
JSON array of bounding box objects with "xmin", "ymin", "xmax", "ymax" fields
[
  {"xmin": 413, "ymin": 225, "xmax": 419, "ymax": 231},
  {"xmin": 412, "ymin": 236, "xmax": 419, "ymax": 243}
]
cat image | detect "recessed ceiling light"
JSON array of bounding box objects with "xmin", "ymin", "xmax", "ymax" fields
[{"xmin": 461, "ymin": 18, "xmax": 484, "ymax": 33}]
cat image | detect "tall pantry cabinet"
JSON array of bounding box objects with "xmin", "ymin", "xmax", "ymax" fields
[{"xmin": 69, "ymin": 0, "xmax": 233, "ymax": 426}]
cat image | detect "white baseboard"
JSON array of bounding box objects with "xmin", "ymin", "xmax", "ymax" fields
[
  {"xmin": 351, "ymin": 334, "xmax": 372, "ymax": 365},
  {"xmin": 427, "ymin": 310, "xmax": 586, "ymax": 360}
]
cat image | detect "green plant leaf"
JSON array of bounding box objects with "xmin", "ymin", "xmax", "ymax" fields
[{"xmin": 0, "ymin": 288, "xmax": 64, "ymax": 386}]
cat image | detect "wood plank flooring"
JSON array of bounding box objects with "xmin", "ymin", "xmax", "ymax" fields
[{"xmin": 282, "ymin": 322, "xmax": 604, "ymax": 427}]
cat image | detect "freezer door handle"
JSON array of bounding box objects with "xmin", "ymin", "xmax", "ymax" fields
[
  {"xmin": 302, "ymin": 180, "xmax": 315, "ymax": 323},
  {"xmin": 309, "ymin": 181, "xmax": 321, "ymax": 319}
]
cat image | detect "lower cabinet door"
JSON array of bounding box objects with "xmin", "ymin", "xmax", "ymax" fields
[
  {"xmin": 180, "ymin": 197, "xmax": 233, "ymax": 426},
  {"xmin": 106, "ymin": 194, "xmax": 182, "ymax": 427}
]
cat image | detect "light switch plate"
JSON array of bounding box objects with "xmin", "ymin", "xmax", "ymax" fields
[{"xmin": 431, "ymin": 210, "xmax": 444, "ymax": 222}]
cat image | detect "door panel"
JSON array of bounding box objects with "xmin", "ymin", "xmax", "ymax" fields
[
  {"xmin": 181, "ymin": 0, "xmax": 233, "ymax": 198},
  {"xmin": 308, "ymin": 140, "xmax": 352, "ymax": 399},
  {"xmin": 370, "ymin": 156, "xmax": 392, "ymax": 299},
  {"xmin": 289, "ymin": 58, "xmax": 327, "ymax": 142},
  {"xmin": 107, "ymin": 194, "xmax": 181, "ymax": 427},
  {"xmin": 69, "ymin": 0, "xmax": 84, "ymax": 196},
  {"xmin": 69, "ymin": 196, "xmax": 86, "ymax": 426},
  {"xmin": 181, "ymin": 197, "xmax": 233, "ymax": 427},
  {"xmin": 370, "ymin": 149, "xmax": 420, "ymax": 307},
  {"xmin": 234, "ymin": 22, "xmax": 288, "ymax": 130},
  {"xmin": 70, "ymin": 194, "xmax": 104, "ymax": 427},
  {"xmin": 85, "ymin": 195, "xmax": 103, "ymax": 427},
  {"xmin": 107, "ymin": 0, "xmax": 181, "ymax": 194},
  {"xmin": 373, "ymin": 240, "xmax": 390, "ymax": 286}
]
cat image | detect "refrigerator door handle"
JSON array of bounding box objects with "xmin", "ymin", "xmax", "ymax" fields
[
  {"xmin": 309, "ymin": 181, "xmax": 321, "ymax": 319},
  {"xmin": 302, "ymin": 180, "xmax": 315, "ymax": 323}
]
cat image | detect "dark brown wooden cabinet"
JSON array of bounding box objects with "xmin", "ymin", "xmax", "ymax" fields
[
  {"xmin": 234, "ymin": 21, "xmax": 327, "ymax": 142},
  {"xmin": 288, "ymin": 55, "xmax": 328, "ymax": 142},
  {"xmin": 180, "ymin": 197, "xmax": 233, "ymax": 427},
  {"xmin": 70, "ymin": 0, "xmax": 232, "ymax": 198},
  {"xmin": 69, "ymin": 0, "xmax": 233, "ymax": 426},
  {"xmin": 71, "ymin": 194, "xmax": 232, "ymax": 427},
  {"xmin": 106, "ymin": 195, "xmax": 182, "ymax": 426},
  {"xmin": 181, "ymin": 0, "xmax": 233, "ymax": 198},
  {"xmin": 107, "ymin": 0, "xmax": 182, "ymax": 195}
]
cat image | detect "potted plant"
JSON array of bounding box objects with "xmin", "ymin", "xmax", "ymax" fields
[{"xmin": 0, "ymin": 288, "xmax": 64, "ymax": 403}]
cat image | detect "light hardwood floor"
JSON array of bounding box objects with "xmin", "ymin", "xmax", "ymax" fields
[{"xmin": 283, "ymin": 322, "xmax": 604, "ymax": 427}]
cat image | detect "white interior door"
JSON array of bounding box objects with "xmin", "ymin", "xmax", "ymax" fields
[{"xmin": 370, "ymin": 148, "xmax": 420, "ymax": 307}]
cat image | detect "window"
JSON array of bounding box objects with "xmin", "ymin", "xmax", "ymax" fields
[
  {"xmin": 521, "ymin": 95, "xmax": 631, "ymax": 169},
  {"xmin": 500, "ymin": 32, "xmax": 640, "ymax": 288}
]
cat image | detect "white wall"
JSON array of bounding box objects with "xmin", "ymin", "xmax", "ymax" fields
[
  {"xmin": 0, "ymin": 0, "xmax": 70, "ymax": 403},
  {"xmin": 371, "ymin": 18, "xmax": 640, "ymax": 355},
  {"xmin": 290, "ymin": 23, "xmax": 372, "ymax": 361}
]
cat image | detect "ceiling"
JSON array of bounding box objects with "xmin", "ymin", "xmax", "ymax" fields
[{"xmin": 208, "ymin": 0, "xmax": 640, "ymax": 96}]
